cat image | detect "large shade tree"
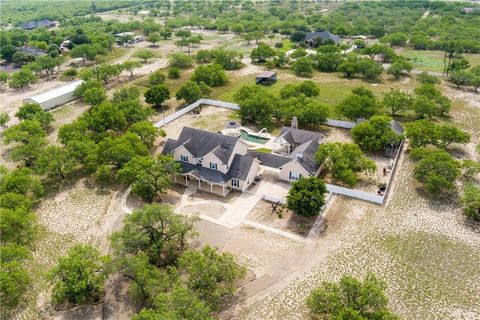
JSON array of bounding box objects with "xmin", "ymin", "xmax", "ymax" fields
[
  {"xmin": 410, "ymin": 147, "xmax": 461, "ymax": 194},
  {"xmin": 286, "ymin": 177, "xmax": 327, "ymax": 217},
  {"xmin": 49, "ymin": 244, "xmax": 109, "ymax": 305},
  {"xmin": 110, "ymin": 204, "xmax": 197, "ymax": 267},
  {"xmin": 352, "ymin": 116, "xmax": 401, "ymax": 152},
  {"xmin": 307, "ymin": 274, "xmax": 399, "ymax": 320},
  {"xmin": 117, "ymin": 154, "xmax": 180, "ymax": 202},
  {"xmin": 178, "ymin": 246, "xmax": 246, "ymax": 311},
  {"xmin": 315, "ymin": 142, "xmax": 376, "ymax": 187}
]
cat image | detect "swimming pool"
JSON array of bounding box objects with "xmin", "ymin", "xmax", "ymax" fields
[{"xmin": 240, "ymin": 130, "xmax": 269, "ymax": 144}]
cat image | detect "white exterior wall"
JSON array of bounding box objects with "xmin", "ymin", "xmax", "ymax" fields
[
  {"xmin": 201, "ymin": 152, "xmax": 228, "ymax": 173},
  {"xmin": 172, "ymin": 146, "xmax": 196, "ymax": 165},
  {"xmin": 24, "ymin": 80, "xmax": 83, "ymax": 111},
  {"xmin": 241, "ymin": 160, "xmax": 260, "ymax": 192},
  {"xmin": 279, "ymin": 160, "xmax": 311, "ymax": 182},
  {"xmin": 25, "ymin": 91, "xmax": 77, "ymax": 111}
]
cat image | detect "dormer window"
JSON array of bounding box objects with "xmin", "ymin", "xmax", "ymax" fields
[
  {"xmin": 209, "ymin": 162, "xmax": 218, "ymax": 170},
  {"xmin": 180, "ymin": 155, "xmax": 189, "ymax": 163}
]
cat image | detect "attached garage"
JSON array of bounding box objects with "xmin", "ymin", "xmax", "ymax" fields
[{"xmin": 23, "ymin": 80, "xmax": 83, "ymax": 111}]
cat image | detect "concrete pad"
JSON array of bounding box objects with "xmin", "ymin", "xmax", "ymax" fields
[
  {"xmin": 194, "ymin": 219, "xmax": 236, "ymax": 250},
  {"xmin": 218, "ymin": 179, "xmax": 290, "ymax": 227}
]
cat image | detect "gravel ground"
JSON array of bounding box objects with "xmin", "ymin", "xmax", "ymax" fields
[{"xmin": 236, "ymin": 158, "xmax": 480, "ymax": 320}]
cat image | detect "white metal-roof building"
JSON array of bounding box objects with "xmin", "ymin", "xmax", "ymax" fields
[{"xmin": 23, "ymin": 80, "xmax": 83, "ymax": 110}]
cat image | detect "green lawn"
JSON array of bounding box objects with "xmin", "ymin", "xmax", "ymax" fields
[
  {"xmin": 400, "ymin": 49, "xmax": 480, "ymax": 73},
  {"xmin": 215, "ymin": 68, "xmax": 420, "ymax": 120}
]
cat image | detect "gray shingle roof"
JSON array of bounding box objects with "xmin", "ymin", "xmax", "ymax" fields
[
  {"xmin": 162, "ymin": 138, "xmax": 178, "ymax": 155},
  {"xmin": 304, "ymin": 31, "xmax": 341, "ymax": 44},
  {"xmin": 228, "ymin": 154, "xmax": 255, "ymax": 181},
  {"xmin": 170, "ymin": 127, "xmax": 238, "ymax": 164},
  {"xmin": 247, "ymin": 151, "xmax": 291, "ymax": 169},
  {"xmin": 279, "ymin": 127, "xmax": 323, "ymax": 146},
  {"xmin": 191, "ymin": 165, "xmax": 231, "ymax": 184},
  {"xmin": 288, "ymin": 140, "xmax": 320, "ymax": 174},
  {"xmin": 162, "ymin": 127, "xmax": 257, "ymax": 184},
  {"xmin": 178, "ymin": 157, "xmax": 255, "ymax": 184}
]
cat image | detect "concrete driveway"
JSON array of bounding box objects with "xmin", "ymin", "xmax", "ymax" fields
[{"xmin": 218, "ymin": 175, "xmax": 290, "ymax": 227}]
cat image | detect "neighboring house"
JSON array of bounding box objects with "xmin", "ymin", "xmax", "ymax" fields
[
  {"xmin": 304, "ymin": 31, "xmax": 341, "ymax": 47},
  {"xmin": 162, "ymin": 127, "xmax": 261, "ymax": 196},
  {"xmin": 114, "ymin": 32, "xmax": 144, "ymax": 44},
  {"xmin": 20, "ymin": 19, "xmax": 55, "ymax": 30},
  {"xmin": 23, "ymin": 80, "xmax": 84, "ymax": 110}
]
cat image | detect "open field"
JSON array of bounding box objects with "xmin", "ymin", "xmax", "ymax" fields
[
  {"xmin": 237, "ymin": 159, "xmax": 480, "ymax": 320},
  {"xmin": 399, "ymin": 49, "xmax": 480, "ymax": 73}
]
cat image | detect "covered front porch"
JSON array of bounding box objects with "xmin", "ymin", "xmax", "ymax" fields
[{"xmin": 174, "ymin": 173, "xmax": 233, "ymax": 197}]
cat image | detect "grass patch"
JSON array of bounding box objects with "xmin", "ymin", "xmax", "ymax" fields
[
  {"xmin": 381, "ymin": 232, "xmax": 480, "ymax": 307},
  {"xmin": 96, "ymin": 47, "xmax": 128, "ymax": 63},
  {"xmin": 401, "ymin": 49, "xmax": 480, "ymax": 73},
  {"xmin": 254, "ymin": 148, "xmax": 273, "ymax": 153}
]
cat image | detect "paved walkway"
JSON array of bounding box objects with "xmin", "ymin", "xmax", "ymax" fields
[{"xmin": 218, "ymin": 178, "xmax": 290, "ymax": 227}]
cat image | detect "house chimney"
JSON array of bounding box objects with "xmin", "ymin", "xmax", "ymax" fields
[{"xmin": 291, "ymin": 116, "xmax": 298, "ymax": 129}]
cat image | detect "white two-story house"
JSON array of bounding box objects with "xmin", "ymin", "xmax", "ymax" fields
[{"xmin": 162, "ymin": 127, "xmax": 261, "ymax": 196}]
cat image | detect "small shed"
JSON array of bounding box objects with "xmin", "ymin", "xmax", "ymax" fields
[
  {"xmin": 256, "ymin": 71, "xmax": 277, "ymax": 85},
  {"xmin": 23, "ymin": 80, "xmax": 84, "ymax": 111}
]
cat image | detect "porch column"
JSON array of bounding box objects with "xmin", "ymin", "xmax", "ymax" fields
[
  {"xmin": 174, "ymin": 175, "xmax": 177, "ymax": 183},
  {"xmin": 185, "ymin": 175, "xmax": 188, "ymax": 185},
  {"xmin": 210, "ymin": 182, "xmax": 213, "ymax": 193},
  {"xmin": 222, "ymin": 185, "xmax": 225, "ymax": 197},
  {"xmin": 198, "ymin": 179, "xmax": 201, "ymax": 190}
]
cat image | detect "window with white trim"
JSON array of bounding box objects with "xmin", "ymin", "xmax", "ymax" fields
[
  {"xmin": 231, "ymin": 179, "xmax": 240, "ymax": 188},
  {"xmin": 180, "ymin": 155, "xmax": 189, "ymax": 163},
  {"xmin": 209, "ymin": 162, "xmax": 217, "ymax": 170},
  {"xmin": 289, "ymin": 171, "xmax": 301, "ymax": 181}
]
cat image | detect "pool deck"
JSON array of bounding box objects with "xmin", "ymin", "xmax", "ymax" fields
[{"xmin": 221, "ymin": 126, "xmax": 277, "ymax": 150}]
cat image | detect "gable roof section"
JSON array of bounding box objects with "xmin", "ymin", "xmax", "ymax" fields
[
  {"xmin": 228, "ymin": 154, "xmax": 255, "ymax": 181},
  {"xmin": 288, "ymin": 140, "xmax": 320, "ymax": 174},
  {"xmin": 247, "ymin": 150, "xmax": 291, "ymax": 169},
  {"xmin": 164, "ymin": 127, "xmax": 238, "ymax": 164},
  {"xmin": 279, "ymin": 127, "xmax": 323, "ymax": 146},
  {"xmin": 304, "ymin": 31, "xmax": 341, "ymax": 44},
  {"xmin": 162, "ymin": 138, "xmax": 178, "ymax": 155}
]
